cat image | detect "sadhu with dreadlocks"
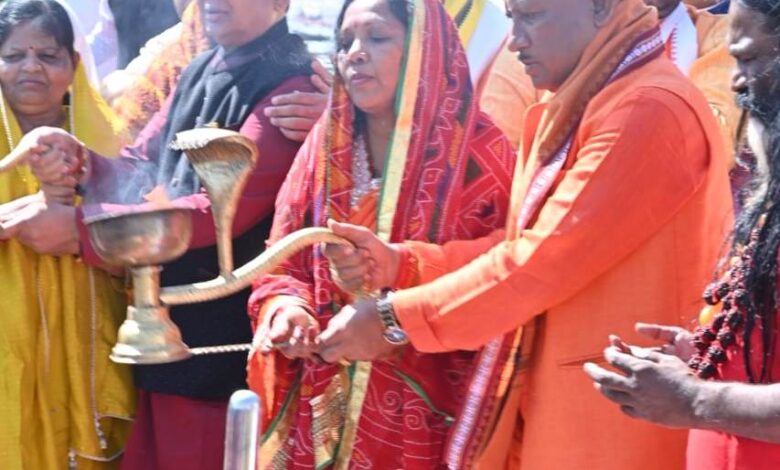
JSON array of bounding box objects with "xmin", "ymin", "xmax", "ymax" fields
[{"xmin": 586, "ymin": 1, "xmax": 780, "ymax": 468}]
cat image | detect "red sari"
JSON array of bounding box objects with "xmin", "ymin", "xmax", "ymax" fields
[{"xmin": 247, "ymin": 1, "xmax": 518, "ymax": 468}]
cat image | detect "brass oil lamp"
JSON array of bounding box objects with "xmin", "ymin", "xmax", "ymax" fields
[{"xmin": 1, "ymin": 128, "xmax": 350, "ymax": 364}]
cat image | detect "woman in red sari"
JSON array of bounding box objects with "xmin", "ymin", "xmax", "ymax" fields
[{"xmin": 246, "ymin": 0, "xmax": 518, "ymax": 468}]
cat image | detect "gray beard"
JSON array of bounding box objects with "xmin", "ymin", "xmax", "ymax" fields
[{"xmin": 748, "ymin": 115, "xmax": 770, "ymax": 178}]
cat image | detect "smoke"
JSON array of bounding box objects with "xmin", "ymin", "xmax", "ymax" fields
[{"xmin": 80, "ymin": 152, "xmax": 201, "ymax": 222}]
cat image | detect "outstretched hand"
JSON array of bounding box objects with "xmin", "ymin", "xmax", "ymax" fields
[
  {"xmin": 635, "ymin": 322, "xmax": 696, "ymax": 362},
  {"xmin": 583, "ymin": 337, "xmax": 701, "ymax": 429}
]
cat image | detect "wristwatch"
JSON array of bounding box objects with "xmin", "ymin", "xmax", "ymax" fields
[{"xmin": 376, "ymin": 290, "xmax": 410, "ymax": 346}]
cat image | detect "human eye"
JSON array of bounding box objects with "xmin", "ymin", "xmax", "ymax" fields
[
  {"xmin": 337, "ymin": 33, "xmax": 353, "ymax": 52},
  {"xmin": 731, "ymin": 47, "xmax": 756, "ymax": 66},
  {"xmin": 521, "ymin": 11, "xmax": 543, "ymax": 24},
  {"xmin": 2, "ymin": 53, "xmax": 22, "ymax": 62},
  {"xmin": 513, "ymin": 8, "xmax": 543, "ymax": 25}
]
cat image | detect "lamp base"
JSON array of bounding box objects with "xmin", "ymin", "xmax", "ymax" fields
[{"xmin": 110, "ymin": 305, "xmax": 192, "ymax": 364}]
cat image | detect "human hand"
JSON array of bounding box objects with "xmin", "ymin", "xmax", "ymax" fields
[
  {"xmin": 0, "ymin": 127, "xmax": 82, "ymax": 181},
  {"xmin": 583, "ymin": 342, "xmax": 701, "ymax": 429},
  {"xmin": 310, "ymin": 59, "xmax": 333, "ymax": 92},
  {"xmin": 0, "ymin": 194, "xmax": 79, "ymax": 255},
  {"xmin": 253, "ymin": 304, "xmax": 320, "ymax": 360},
  {"xmin": 265, "ymin": 59, "xmax": 332, "ymax": 141},
  {"xmin": 323, "ymin": 219, "xmax": 401, "ymax": 293},
  {"xmin": 635, "ymin": 322, "xmax": 696, "ymax": 362},
  {"xmin": 14, "ymin": 127, "xmax": 86, "ymax": 186},
  {"xmin": 314, "ymin": 297, "xmax": 401, "ymax": 363},
  {"xmin": 40, "ymin": 182, "xmax": 77, "ymax": 205}
]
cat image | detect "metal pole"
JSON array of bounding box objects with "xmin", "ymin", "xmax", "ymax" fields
[{"xmin": 223, "ymin": 389, "xmax": 261, "ymax": 470}]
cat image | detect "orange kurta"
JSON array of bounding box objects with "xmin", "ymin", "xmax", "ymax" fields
[{"xmin": 390, "ymin": 19, "xmax": 733, "ymax": 470}]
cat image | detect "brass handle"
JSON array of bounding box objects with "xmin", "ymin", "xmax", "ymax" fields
[
  {"xmin": 160, "ymin": 227, "xmax": 353, "ymax": 305},
  {"xmin": 0, "ymin": 141, "xmax": 57, "ymax": 173},
  {"xmin": 172, "ymin": 127, "xmax": 260, "ymax": 277}
]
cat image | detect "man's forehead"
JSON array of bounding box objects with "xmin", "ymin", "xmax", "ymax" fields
[
  {"xmin": 506, "ymin": 0, "xmax": 545, "ymax": 9},
  {"xmin": 729, "ymin": 3, "xmax": 774, "ymax": 44}
]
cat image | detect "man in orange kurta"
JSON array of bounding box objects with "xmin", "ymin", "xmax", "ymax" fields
[{"xmin": 316, "ymin": 0, "xmax": 734, "ymax": 468}]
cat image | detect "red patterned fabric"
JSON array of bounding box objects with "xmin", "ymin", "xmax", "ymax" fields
[{"xmin": 246, "ymin": 1, "xmax": 517, "ymax": 468}]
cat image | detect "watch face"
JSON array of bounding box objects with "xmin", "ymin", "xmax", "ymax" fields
[{"xmin": 383, "ymin": 327, "xmax": 409, "ymax": 346}]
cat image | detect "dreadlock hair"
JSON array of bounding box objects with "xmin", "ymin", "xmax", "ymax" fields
[{"xmin": 731, "ymin": 0, "xmax": 780, "ymax": 382}]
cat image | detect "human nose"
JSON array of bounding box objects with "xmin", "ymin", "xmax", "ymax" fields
[
  {"xmin": 507, "ymin": 27, "xmax": 530, "ymax": 52},
  {"xmin": 346, "ymin": 38, "xmax": 368, "ymax": 64},
  {"xmin": 20, "ymin": 54, "xmax": 42, "ymax": 72}
]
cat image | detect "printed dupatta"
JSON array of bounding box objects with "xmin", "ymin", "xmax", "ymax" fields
[{"xmin": 248, "ymin": 0, "xmax": 517, "ymax": 468}]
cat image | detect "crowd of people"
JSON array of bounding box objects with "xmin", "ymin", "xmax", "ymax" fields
[{"xmin": 0, "ymin": 0, "xmax": 778, "ymax": 469}]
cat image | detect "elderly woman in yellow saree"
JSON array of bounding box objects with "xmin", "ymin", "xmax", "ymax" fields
[
  {"xmin": 247, "ymin": 0, "xmax": 520, "ymax": 468},
  {"xmin": 0, "ymin": 1, "xmax": 133, "ymax": 468}
]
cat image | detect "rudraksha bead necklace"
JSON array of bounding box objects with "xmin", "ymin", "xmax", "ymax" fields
[{"xmin": 690, "ymin": 230, "xmax": 758, "ymax": 380}]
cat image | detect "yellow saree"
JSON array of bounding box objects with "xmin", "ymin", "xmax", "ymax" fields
[{"xmin": 0, "ymin": 64, "xmax": 134, "ymax": 469}]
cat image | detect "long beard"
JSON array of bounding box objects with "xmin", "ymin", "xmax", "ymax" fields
[
  {"xmin": 737, "ymin": 89, "xmax": 780, "ymax": 128},
  {"xmin": 747, "ymin": 115, "xmax": 771, "ymax": 178}
]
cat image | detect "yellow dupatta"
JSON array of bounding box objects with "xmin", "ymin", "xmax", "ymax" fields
[{"xmin": 0, "ymin": 63, "xmax": 134, "ymax": 469}]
